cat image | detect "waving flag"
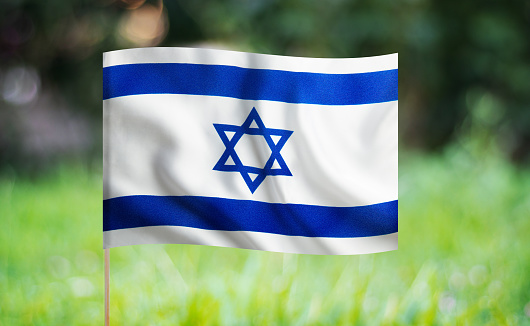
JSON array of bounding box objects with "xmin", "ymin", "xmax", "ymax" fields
[{"xmin": 103, "ymin": 47, "xmax": 398, "ymax": 255}]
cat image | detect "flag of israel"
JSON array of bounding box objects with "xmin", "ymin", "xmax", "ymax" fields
[{"xmin": 103, "ymin": 47, "xmax": 398, "ymax": 255}]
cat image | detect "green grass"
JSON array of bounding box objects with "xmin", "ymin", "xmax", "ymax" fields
[{"xmin": 1, "ymin": 148, "xmax": 529, "ymax": 325}]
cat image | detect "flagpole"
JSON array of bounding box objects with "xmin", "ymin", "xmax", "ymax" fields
[{"xmin": 104, "ymin": 248, "xmax": 110, "ymax": 326}]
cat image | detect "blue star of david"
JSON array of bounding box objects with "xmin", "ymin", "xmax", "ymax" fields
[{"xmin": 213, "ymin": 108, "xmax": 293, "ymax": 193}]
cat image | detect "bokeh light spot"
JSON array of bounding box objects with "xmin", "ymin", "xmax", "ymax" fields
[
  {"xmin": 1, "ymin": 66, "xmax": 40, "ymax": 105},
  {"xmin": 47, "ymin": 256, "xmax": 71, "ymax": 279},
  {"xmin": 67, "ymin": 277, "xmax": 95, "ymax": 298},
  {"xmin": 118, "ymin": 2, "xmax": 168, "ymax": 46}
]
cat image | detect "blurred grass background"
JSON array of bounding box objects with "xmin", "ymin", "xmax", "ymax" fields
[
  {"xmin": 1, "ymin": 145, "xmax": 529, "ymax": 325},
  {"xmin": 1, "ymin": 0, "xmax": 530, "ymax": 325}
]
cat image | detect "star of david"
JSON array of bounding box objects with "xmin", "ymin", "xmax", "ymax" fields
[{"xmin": 213, "ymin": 107, "xmax": 293, "ymax": 193}]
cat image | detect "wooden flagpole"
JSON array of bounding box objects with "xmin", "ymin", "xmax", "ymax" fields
[{"xmin": 104, "ymin": 249, "xmax": 110, "ymax": 326}]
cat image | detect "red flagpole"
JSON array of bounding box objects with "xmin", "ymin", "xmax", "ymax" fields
[{"xmin": 104, "ymin": 249, "xmax": 110, "ymax": 326}]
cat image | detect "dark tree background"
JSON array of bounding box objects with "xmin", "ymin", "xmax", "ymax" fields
[{"xmin": 1, "ymin": 0, "xmax": 529, "ymax": 172}]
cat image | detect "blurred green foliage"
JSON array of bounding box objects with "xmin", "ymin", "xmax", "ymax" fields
[
  {"xmin": 1, "ymin": 147, "xmax": 529, "ymax": 325},
  {"xmin": 0, "ymin": 0, "xmax": 529, "ymax": 169}
]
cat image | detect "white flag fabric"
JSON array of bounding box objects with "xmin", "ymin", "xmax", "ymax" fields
[{"xmin": 103, "ymin": 47, "xmax": 398, "ymax": 255}]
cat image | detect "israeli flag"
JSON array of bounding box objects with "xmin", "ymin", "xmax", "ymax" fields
[{"xmin": 103, "ymin": 47, "xmax": 398, "ymax": 255}]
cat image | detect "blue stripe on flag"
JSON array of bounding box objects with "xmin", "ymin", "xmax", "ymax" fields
[
  {"xmin": 103, "ymin": 63, "xmax": 398, "ymax": 105},
  {"xmin": 103, "ymin": 195, "xmax": 398, "ymax": 238}
]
